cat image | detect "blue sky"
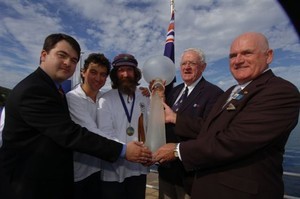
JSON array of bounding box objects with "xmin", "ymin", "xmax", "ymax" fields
[{"xmin": 0, "ymin": 0, "xmax": 299, "ymax": 91}]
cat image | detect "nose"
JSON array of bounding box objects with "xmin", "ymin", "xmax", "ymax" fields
[
  {"xmin": 63, "ymin": 58, "xmax": 73, "ymax": 67},
  {"xmin": 235, "ymin": 54, "xmax": 245, "ymax": 64},
  {"xmin": 122, "ymin": 70, "xmax": 132, "ymax": 77},
  {"xmin": 95, "ymin": 74, "xmax": 101, "ymax": 81},
  {"xmin": 124, "ymin": 71, "xmax": 130, "ymax": 76}
]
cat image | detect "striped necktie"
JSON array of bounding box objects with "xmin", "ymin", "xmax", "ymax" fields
[{"xmin": 172, "ymin": 87, "xmax": 189, "ymax": 112}]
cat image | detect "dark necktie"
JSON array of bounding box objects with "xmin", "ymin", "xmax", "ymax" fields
[
  {"xmin": 172, "ymin": 87, "xmax": 189, "ymax": 112},
  {"xmin": 58, "ymin": 85, "xmax": 65, "ymax": 98}
]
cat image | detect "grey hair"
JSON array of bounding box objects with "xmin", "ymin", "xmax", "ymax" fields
[{"xmin": 182, "ymin": 48, "xmax": 206, "ymax": 63}]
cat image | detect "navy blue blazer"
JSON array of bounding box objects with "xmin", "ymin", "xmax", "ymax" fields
[{"xmin": 159, "ymin": 77, "xmax": 223, "ymax": 193}]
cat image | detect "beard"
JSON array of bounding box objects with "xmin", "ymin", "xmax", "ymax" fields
[{"xmin": 118, "ymin": 77, "xmax": 137, "ymax": 96}]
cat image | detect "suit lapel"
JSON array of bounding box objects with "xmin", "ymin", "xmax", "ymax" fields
[
  {"xmin": 36, "ymin": 67, "xmax": 69, "ymax": 110},
  {"xmin": 178, "ymin": 78, "xmax": 205, "ymax": 113},
  {"xmin": 168, "ymin": 84, "xmax": 184, "ymax": 107},
  {"xmin": 206, "ymin": 70, "xmax": 275, "ymax": 122}
]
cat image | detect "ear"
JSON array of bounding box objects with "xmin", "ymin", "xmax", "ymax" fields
[
  {"xmin": 266, "ymin": 49, "xmax": 273, "ymax": 64},
  {"xmin": 40, "ymin": 50, "xmax": 47, "ymax": 63}
]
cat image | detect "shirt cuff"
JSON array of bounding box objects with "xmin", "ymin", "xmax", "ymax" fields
[
  {"xmin": 177, "ymin": 143, "xmax": 182, "ymax": 160},
  {"xmin": 120, "ymin": 144, "xmax": 126, "ymax": 158}
]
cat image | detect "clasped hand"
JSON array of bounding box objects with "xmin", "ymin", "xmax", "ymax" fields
[
  {"xmin": 125, "ymin": 141, "xmax": 178, "ymax": 166},
  {"xmin": 152, "ymin": 143, "xmax": 177, "ymax": 164},
  {"xmin": 125, "ymin": 141, "xmax": 153, "ymax": 165}
]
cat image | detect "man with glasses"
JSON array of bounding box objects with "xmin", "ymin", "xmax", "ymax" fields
[{"xmin": 158, "ymin": 48, "xmax": 223, "ymax": 199}]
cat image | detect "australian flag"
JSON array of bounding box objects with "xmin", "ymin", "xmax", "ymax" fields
[
  {"xmin": 164, "ymin": 11, "xmax": 175, "ymax": 62},
  {"xmin": 164, "ymin": 10, "xmax": 175, "ymax": 95}
]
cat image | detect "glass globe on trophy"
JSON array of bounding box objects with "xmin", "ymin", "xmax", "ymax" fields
[{"xmin": 142, "ymin": 55, "xmax": 175, "ymax": 152}]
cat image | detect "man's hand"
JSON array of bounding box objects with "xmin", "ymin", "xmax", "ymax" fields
[
  {"xmin": 153, "ymin": 143, "xmax": 177, "ymax": 164},
  {"xmin": 125, "ymin": 141, "xmax": 152, "ymax": 164},
  {"xmin": 163, "ymin": 102, "xmax": 177, "ymax": 124},
  {"xmin": 149, "ymin": 80, "xmax": 166, "ymax": 100},
  {"xmin": 139, "ymin": 87, "xmax": 150, "ymax": 97}
]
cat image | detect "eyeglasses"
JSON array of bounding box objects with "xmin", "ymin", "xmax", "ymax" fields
[{"xmin": 180, "ymin": 61, "xmax": 200, "ymax": 67}]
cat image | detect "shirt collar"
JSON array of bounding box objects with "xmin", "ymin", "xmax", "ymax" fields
[
  {"xmin": 183, "ymin": 76, "xmax": 203, "ymax": 95},
  {"xmin": 76, "ymin": 84, "xmax": 102, "ymax": 102},
  {"xmin": 238, "ymin": 68, "xmax": 270, "ymax": 89}
]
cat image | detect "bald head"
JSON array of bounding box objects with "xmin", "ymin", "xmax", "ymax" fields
[
  {"xmin": 231, "ymin": 32, "xmax": 269, "ymax": 53},
  {"xmin": 229, "ymin": 32, "xmax": 273, "ymax": 84}
]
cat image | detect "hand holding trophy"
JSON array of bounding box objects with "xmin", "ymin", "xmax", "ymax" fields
[{"xmin": 142, "ymin": 55, "xmax": 175, "ymax": 152}]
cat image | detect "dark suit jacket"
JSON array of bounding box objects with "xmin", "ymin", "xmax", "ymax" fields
[
  {"xmin": 177, "ymin": 70, "xmax": 300, "ymax": 199},
  {"xmin": 0, "ymin": 67, "xmax": 123, "ymax": 199},
  {"xmin": 158, "ymin": 77, "xmax": 223, "ymax": 194}
]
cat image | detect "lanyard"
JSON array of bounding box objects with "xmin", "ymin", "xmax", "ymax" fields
[{"xmin": 118, "ymin": 90, "xmax": 135, "ymax": 125}]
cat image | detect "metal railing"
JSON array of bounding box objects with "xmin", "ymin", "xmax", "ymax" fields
[{"xmin": 283, "ymin": 171, "xmax": 300, "ymax": 199}]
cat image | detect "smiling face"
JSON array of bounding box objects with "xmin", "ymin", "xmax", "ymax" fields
[
  {"xmin": 81, "ymin": 63, "xmax": 108, "ymax": 94},
  {"xmin": 229, "ymin": 32, "xmax": 273, "ymax": 84},
  {"xmin": 116, "ymin": 66, "xmax": 137, "ymax": 96},
  {"xmin": 40, "ymin": 40, "xmax": 79, "ymax": 83}
]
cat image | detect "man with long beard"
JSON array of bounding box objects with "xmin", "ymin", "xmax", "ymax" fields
[{"xmin": 97, "ymin": 54, "xmax": 150, "ymax": 199}]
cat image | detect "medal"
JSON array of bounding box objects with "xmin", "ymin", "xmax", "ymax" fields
[
  {"xmin": 118, "ymin": 90, "xmax": 136, "ymax": 136},
  {"xmin": 126, "ymin": 126, "xmax": 135, "ymax": 136}
]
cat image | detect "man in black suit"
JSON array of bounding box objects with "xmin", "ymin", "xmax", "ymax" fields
[
  {"xmin": 0, "ymin": 33, "xmax": 152, "ymax": 199},
  {"xmin": 158, "ymin": 48, "xmax": 223, "ymax": 199},
  {"xmin": 154, "ymin": 32, "xmax": 300, "ymax": 199}
]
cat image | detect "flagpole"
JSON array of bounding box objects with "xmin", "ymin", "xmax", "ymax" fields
[{"xmin": 170, "ymin": 0, "xmax": 174, "ymax": 13}]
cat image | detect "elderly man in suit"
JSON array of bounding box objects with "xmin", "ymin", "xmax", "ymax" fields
[
  {"xmin": 154, "ymin": 32, "xmax": 300, "ymax": 199},
  {"xmin": 0, "ymin": 33, "xmax": 151, "ymax": 199},
  {"xmin": 158, "ymin": 48, "xmax": 223, "ymax": 199}
]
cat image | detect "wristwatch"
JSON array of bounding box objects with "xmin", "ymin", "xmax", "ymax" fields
[{"xmin": 173, "ymin": 143, "xmax": 179, "ymax": 158}]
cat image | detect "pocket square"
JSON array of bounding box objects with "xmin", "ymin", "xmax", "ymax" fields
[{"xmin": 226, "ymin": 103, "xmax": 236, "ymax": 111}]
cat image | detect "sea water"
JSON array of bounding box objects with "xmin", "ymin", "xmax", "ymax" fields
[{"xmin": 283, "ymin": 116, "xmax": 300, "ymax": 197}]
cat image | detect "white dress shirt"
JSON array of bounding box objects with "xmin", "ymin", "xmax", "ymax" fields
[
  {"xmin": 173, "ymin": 76, "xmax": 202, "ymax": 105},
  {"xmin": 97, "ymin": 89, "xmax": 150, "ymax": 182},
  {"xmin": 66, "ymin": 85, "xmax": 119, "ymax": 182}
]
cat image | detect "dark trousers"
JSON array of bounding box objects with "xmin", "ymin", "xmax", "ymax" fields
[
  {"xmin": 73, "ymin": 171, "xmax": 102, "ymax": 199},
  {"xmin": 100, "ymin": 175, "xmax": 146, "ymax": 199}
]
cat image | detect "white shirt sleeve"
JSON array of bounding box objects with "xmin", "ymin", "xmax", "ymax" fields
[{"xmin": 0, "ymin": 107, "xmax": 5, "ymax": 147}]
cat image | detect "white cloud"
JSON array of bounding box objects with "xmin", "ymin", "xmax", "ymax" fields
[
  {"xmin": 0, "ymin": 0, "xmax": 299, "ymax": 90},
  {"xmin": 272, "ymin": 65, "xmax": 300, "ymax": 89}
]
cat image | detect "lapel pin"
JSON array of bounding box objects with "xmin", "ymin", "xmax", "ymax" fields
[{"xmin": 226, "ymin": 103, "xmax": 236, "ymax": 111}]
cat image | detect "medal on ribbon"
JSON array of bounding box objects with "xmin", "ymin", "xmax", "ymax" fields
[
  {"xmin": 118, "ymin": 90, "xmax": 135, "ymax": 136},
  {"xmin": 126, "ymin": 126, "xmax": 135, "ymax": 136}
]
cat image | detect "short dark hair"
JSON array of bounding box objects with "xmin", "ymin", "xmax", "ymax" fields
[
  {"xmin": 81, "ymin": 53, "xmax": 111, "ymax": 82},
  {"xmin": 110, "ymin": 67, "xmax": 141, "ymax": 89},
  {"xmin": 42, "ymin": 33, "xmax": 81, "ymax": 61}
]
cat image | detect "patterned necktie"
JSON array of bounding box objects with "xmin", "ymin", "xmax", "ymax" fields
[
  {"xmin": 222, "ymin": 85, "xmax": 241, "ymax": 109},
  {"xmin": 172, "ymin": 87, "xmax": 189, "ymax": 112}
]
